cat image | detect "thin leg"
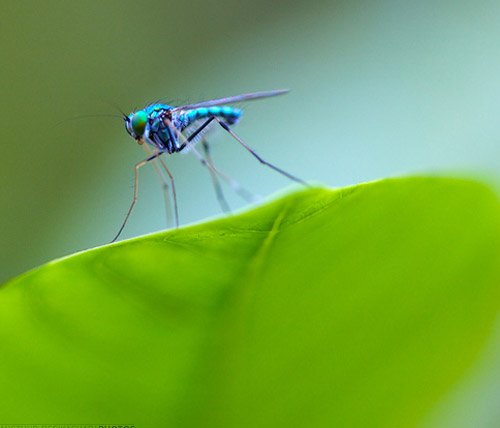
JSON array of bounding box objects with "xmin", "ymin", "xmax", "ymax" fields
[
  {"xmin": 202, "ymin": 139, "xmax": 230, "ymax": 213},
  {"xmin": 184, "ymin": 116, "xmax": 216, "ymax": 147},
  {"xmin": 112, "ymin": 151, "xmax": 163, "ymax": 242},
  {"xmin": 156, "ymin": 156, "xmax": 179, "ymax": 228},
  {"xmin": 194, "ymin": 147, "xmax": 257, "ymax": 204},
  {"xmin": 165, "ymin": 117, "xmax": 257, "ymax": 203},
  {"xmin": 212, "ymin": 116, "xmax": 309, "ymax": 187},
  {"xmin": 143, "ymin": 145, "xmax": 172, "ymax": 227}
]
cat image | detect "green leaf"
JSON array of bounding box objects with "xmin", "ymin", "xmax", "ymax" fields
[{"xmin": 1, "ymin": 176, "xmax": 499, "ymax": 427}]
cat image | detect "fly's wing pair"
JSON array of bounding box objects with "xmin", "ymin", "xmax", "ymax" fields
[{"xmin": 171, "ymin": 89, "xmax": 289, "ymax": 112}]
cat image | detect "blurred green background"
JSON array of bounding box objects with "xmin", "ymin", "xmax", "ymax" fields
[{"xmin": 1, "ymin": 0, "xmax": 499, "ymax": 283}]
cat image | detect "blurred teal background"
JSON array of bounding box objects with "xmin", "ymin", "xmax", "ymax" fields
[{"xmin": 1, "ymin": 0, "xmax": 499, "ymax": 284}]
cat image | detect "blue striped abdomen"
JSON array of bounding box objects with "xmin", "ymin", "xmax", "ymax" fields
[{"xmin": 183, "ymin": 105, "xmax": 242, "ymax": 126}]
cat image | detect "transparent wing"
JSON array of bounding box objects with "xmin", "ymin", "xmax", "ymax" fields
[{"xmin": 172, "ymin": 89, "xmax": 289, "ymax": 112}]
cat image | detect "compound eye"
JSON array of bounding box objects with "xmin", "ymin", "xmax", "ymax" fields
[{"xmin": 131, "ymin": 111, "xmax": 148, "ymax": 137}]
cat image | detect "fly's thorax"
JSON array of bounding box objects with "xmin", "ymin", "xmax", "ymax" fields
[{"xmin": 142, "ymin": 108, "xmax": 185, "ymax": 153}]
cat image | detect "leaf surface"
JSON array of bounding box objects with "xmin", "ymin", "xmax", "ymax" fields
[{"xmin": 1, "ymin": 177, "xmax": 499, "ymax": 427}]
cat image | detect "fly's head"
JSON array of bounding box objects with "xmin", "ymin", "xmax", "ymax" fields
[{"xmin": 124, "ymin": 110, "xmax": 148, "ymax": 145}]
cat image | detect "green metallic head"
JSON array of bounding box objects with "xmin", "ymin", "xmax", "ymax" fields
[{"xmin": 125, "ymin": 110, "xmax": 148, "ymax": 141}]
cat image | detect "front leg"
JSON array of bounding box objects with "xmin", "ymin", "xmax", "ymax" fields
[{"xmin": 111, "ymin": 151, "xmax": 164, "ymax": 242}]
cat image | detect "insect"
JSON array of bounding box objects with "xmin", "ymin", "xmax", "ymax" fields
[{"xmin": 114, "ymin": 89, "xmax": 307, "ymax": 241}]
